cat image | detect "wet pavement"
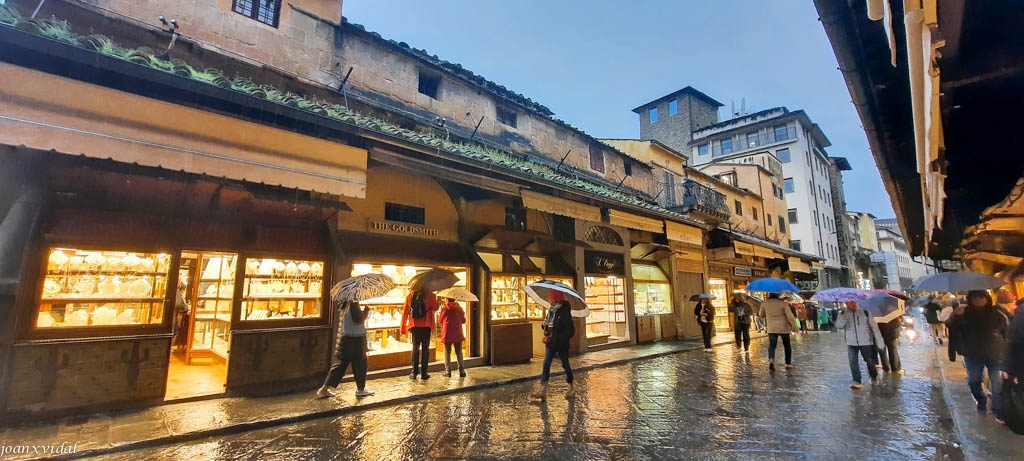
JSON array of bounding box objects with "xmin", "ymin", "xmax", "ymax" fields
[{"xmin": 91, "ymin": 330, "xmax": 1007, "ymax": 461}]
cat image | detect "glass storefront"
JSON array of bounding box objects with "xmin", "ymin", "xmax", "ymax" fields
[
  {"xmin": 240, "ymin": 257, "xmax": 324, "ymax": 321},
  {"xmin": 585, "ymin": 275, "xmax": 627, "ymax": 343},
  {"xmin": 708, "ymin": 278, "xmax": 731, "ymax": 331},
  {"xmin": 631, "ymin": 263, "xmax": 672, "ymax": 316}
]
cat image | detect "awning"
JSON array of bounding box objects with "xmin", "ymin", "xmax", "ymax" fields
[
  {"xmin": 608, "ymin": 209, "xmax": 664, "ymax": 233},
  {"xmin": 734, "ymin": 242, "xmax": 755, "ymax": 256},
  {"xmin": 521, "ymin": 190, "xmax": 601, "ymax": 222},
  {"xmin": 473, "ymin": 228, "xmax": 590, "ymax": 253},
  {"xmin": 340, "ymin": 232, "xmax": 470, "ymax": 265},
  {"xmin": 665, "ymin": 220, "xmax": 704, "ymax": 246},
  {"xmin": 0, "ymin": 63, "xmax": 367, "ymax": 198},
  {"xmin": 811, "ymin": 262, "xmax": 825, "ymax": 271},
  {"xmin": 630, "ymin": 242, "xmax": 672, "ymax": 261},
  {"xmin": 788, "ymin": 257, "xmax": 811, "ymax": 274},
  {"xmin": 753, "ymin": 246, "xmax": 781, "ymax": 258}
]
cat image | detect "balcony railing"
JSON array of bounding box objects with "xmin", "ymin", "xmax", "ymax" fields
[
  {"xmin": 710, "ymin": 126, "xmax": 797, "ymax": 158},
  {"xmin": 669, "ymin": 179, "xmax": 731, "ymax": 222}
]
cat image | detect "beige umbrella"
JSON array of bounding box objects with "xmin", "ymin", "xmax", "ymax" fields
[
  {"xmin": 438, "ymin": 287, "xmax": 478, "ymax": 302},
  {"xmin": 408, "ymin": 268, "xmax": 459, "ymax": 292}
]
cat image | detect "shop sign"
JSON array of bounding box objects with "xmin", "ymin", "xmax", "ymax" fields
[
  {"xmin": 753, "ymin": 269, "xmax": 769, "ymax": 277},
  {"xmin": 734, "ymin": 242, "xmax": 755, "ymax": 256},
  {"xmin": 796, "ymin": 280, "xmax": 819, "ymax": 291},
  {"xmin": 368, "ymin": 220, "xmax": 439, "ymax": 238},
  {"xmin": 709, "ymin": 263, "xmax": 731, "ymax": 274},
  {"xmin": 733, "ymin": 267, "xmax": 753, "ymax": 277},
  {"xmin": 584, "ymin": 250, "xmax": 625, "ymax": 276}
]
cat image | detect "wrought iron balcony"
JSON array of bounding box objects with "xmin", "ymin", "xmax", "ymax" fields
[{"xmin": 669, "ymin": 179, "xmax": 731, "ymax": 223}]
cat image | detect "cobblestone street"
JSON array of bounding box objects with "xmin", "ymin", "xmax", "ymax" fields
[{"xmin": 96, "ymin": 330, "xmax": 1001, "ymax": 460}]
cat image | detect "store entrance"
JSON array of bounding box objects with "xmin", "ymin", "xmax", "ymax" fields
[{"xmin": 166, "ymin": 251, "xmax": 236, "ymax": 400}]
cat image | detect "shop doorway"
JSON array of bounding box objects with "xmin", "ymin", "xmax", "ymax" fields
[{"xmin": 166, "ymin": 251, "xmax": 236, "ymax": 400}]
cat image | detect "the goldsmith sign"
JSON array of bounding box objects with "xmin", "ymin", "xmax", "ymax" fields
[{"xmin": 368, "ymin": 220, "xmax": 439, "ymax": 238}]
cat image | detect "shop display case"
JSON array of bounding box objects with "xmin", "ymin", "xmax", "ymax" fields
[
  {"xmin": 490, "ymin": 275, "xmax": 526, "ymax": 321},
  {"xmin": 632, "ymin": 264, "xmax": 672, "ymax": 316},
  {"xmin": 585, "ymin": 276, "xmax": 626, "ymax": 342},
  {"xmin": 240, "ymin": 258, "xmax": 324, "ymax": 321},
  {"xmin": 352, "ymin": 263, "xmax": 469, "ymax": 370},
  {"xmin": 189, "ymin": 253, "xmax": 236, "ymax": 362},
  {"xmin": 708, "ymin": 278, "xmax": 731, "ymax": 331},
  {"xmin": 36, "ymin": 248, "xmax": 171, "ymax": 329}
]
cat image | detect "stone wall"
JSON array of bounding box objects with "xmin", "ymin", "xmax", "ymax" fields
[{"xmin": 639, "ymin": 95, "xmax": 720, "ymax": 156}]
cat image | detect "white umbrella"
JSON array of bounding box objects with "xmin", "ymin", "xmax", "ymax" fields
[
  {"xmin": 911, "ymin": 272, "xmax": 1004, "ymax": 292},
  {"xmin": 437, "ymin": 287, "xmax": 478, "ymax": 302},
  {"xmin": 331, "ymin": 273, "xmax": 396, "ymax": 303},
  {"xmin": 524, "ymin": 280, "xmax": 589, "ymax": 318}
]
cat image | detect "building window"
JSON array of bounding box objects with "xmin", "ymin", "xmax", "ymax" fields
[
  {"xmin": 624, "ymin": 161, "xmax": 633, "ymax": 176},
  {"xmin": 418, "ymin": 71, "xmax": 441, "ymax": 99},
  {"xmin": 232, "ymin": 0, "xmax": 282, "ymax": 27},
  {"xmin": 505, "ymin": 208, "xmax": 527, "ymax": 231},
  {"xmin": 819, "ymin": 241, "xmax": 823, "ymax": 256},
  {"xmin": 809, "ymin": 180, "xmax": 814, "ymax": 194},
  {"xmin": 649, "ymin": 107, "xmax": 658, "ymax": 123},
  {"xmin": 589, "ymin": 143, "xmax": 605, "ymax": 173},
  {"xmin": 496, "ymin": 106, "xmax": 517, "ymax": 128},
  {"xmin": 806, "ymin": 150, "xmax": 812, "ymax": 165},
  {"xmin": 772, "ymin": 184, "xmax": 783, "ymax": 199},
  {"xmin": 720, "ymin": 172, "xmax": 737, "ymax": 187},
  {"xmin": 698, "ymin": 144, "xmax": 709, "ymax": 156},
  {"xmin": 721, "ymin": 138, "xmax": 734, "ymax": 155},
  {"xmin": 752, "ymin": 208, "xmax": 759, "ymax": 220},
  {"xmin": 779, "ymin": 216, "xmax": 786, "ymax": 233},
  {"xmin": 784, "ymin": 178, "xmax": 794, "ymax": 193},
  {"xmin": 814, "ymin": 213, "xmax": 819, "ymax": 226},
  {"xmin": 669, "ymin": 99, "xmax": 678, "ymax": 115},
  {"xmin": 385, "ymin": 202, "xmax": 425, "ymax": 225},
  {"xmin": 774, "ymin": 124, "xmax": 789, "ymax": 142},
  {"xmin": 734, "ymin": 200, "xmax": 743, "ymax": 216},
  {"xmin": 768, "ymin": 214, "xmax": 773, "ymax": 226},
  {"xmin": 776, "ymin": 148, "xmax": 790, "ymax": 164},
  {"xmin": 746, "ymin": 132, "xmax": 759, "ymax": 148},
  {"xmin": 791, "ymin": 240, "xmax": 801, "ymax": 251},
  {"xmin": 788, "ymin": 208, "xmax": 798, "ymax": 224}
]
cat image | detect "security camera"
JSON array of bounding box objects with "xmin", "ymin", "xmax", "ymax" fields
[
  {"xmin": 158, "ymin": 16, "xmax": 168, "ymax": 26},
  {"xmin": 170, "ymin": 18, "xmax": 178, "ymax": 28}
]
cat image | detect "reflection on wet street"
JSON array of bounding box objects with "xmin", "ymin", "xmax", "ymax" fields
[{"xmin": 106, "ymin": 333, "xmax": 964, "ymax": 460}]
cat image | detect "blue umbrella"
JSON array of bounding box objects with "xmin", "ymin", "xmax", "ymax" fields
[{"xmin": 745, "ymin": 278, "xmax": 800, "ymax": 294}]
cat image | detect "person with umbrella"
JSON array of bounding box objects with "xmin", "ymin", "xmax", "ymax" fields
[
  {"xmin": 759, "ymin": 293, "xmax": 798, "ymax": 370},
  {"xmin": 861, "ymin": 293, "xmax": 906, "ymax": 374},
  {"xmin": 437, "ymin": 289, "xmax": 472, "ymax": 378},
  {"xmin": 835, "ymin": 300, "xmax": 885, "ymax": 389},
  {"xmin": 402, "ymin": 269, "xmax": 455, "ymax": 380},
  {"xmin": 694, "ymin": 298, "xmax": 716, "ymax": 352},
  {"xmin": 923, "ymin": 296, "xmax": 944, "ymax": 344},
  {"xmin": 947, "ymin": 290, "xmax": 1010, "ymax": 422},
  {"xmin": 731, "ymin": 295, "xmax": 754, "ymax": 353},
  {"xmin": 531, "ymin": 289, "xmax": 577, "ymax": 400}
]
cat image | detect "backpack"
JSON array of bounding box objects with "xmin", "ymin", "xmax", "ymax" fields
[{"xmin": 410, "ymin": 292, "xmax": 427, "ymax": 319}]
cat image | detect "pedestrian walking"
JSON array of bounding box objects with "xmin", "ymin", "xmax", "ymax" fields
[
  {"xmin": 796, "ymin": 302, "xmax": 809, "ymax": 332},
  {"xmin": 1003, "ymin": 299, "xmax": 1024, "ymax": 433},
  {"xmin": 947, "ymin": 290, "xmax": 1010, "ymax": 422},
  {"xmin": 531, "ymin": 290, "xmax": 576, "ymax": 400},
  {"xmin": 732, "ymin": 296, "xmax": 753, "ymax": 352},
  {"xmin": 817, "ymin": 306, "xmax": 832, "ymax": 332},
  {"xmin": 876, "ymin": 317, "xmax": 903, "ymax": 374},
  {"xmin": 924, "ymin": 296, "xmax": 944, "ymax": 344},
  {"xmin": 317, "ymin": 301, "xmax": 374, "ymax": 398},
  {"xmin": 759, "ymin": 293, "xmax": 797, "ymax": 371},
  {"xmin": 695, "ymin": 298, "xmax": 715, "ymax": 352},
  {"xmin": 401, "ymin": 289, "xmax": 438, "ymax": 380},
  {"xmin": 438, "ymin": 297, "xmax": 466, "ymax": 377},
  {"xmin": 996, "ymin": 291, "xmax": 1017, "ymax": 321},
  {"xmin": 807, "ymin": 303, "xmax": 819, "ymax": 331},
  {"xmin": 172, "ymin": 281, "xmax": 190, "ymax": 352},
  {"xmin": 836, "ymin": 300, "xmax": 885, "ymax": 389}
]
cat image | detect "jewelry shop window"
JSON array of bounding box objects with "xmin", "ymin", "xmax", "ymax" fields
[
  {"xmin": 631, "ymin": 263, "xmax": 672, "ymax": 316},
  {"xmin": 36, "ymin": 247, "xmax": 172, "ymax": 329},
  {"xmin": 240, "ymin": 257, "xmax": 325, "ymax": 321}
]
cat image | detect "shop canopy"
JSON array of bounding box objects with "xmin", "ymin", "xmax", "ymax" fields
[
  {"xmin": 608, "ymin": 209, "xmax": 664, "ymax": 234},
  {"xmin": 521, "ymin": 190, "xmax": 601, "ymax": 222}
]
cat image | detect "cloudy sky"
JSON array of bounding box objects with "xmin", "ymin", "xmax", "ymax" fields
[{"xmin": 343, "ymin": 0, "xmax": 894, "ymax": 218}]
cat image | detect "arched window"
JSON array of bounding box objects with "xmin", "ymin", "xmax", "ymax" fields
[{"xmin": 584, "ymin": 226, "xmax": 624, "ymax": 246}]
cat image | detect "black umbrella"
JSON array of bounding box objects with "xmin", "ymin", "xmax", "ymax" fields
[{"xmin": 689, "ymin": 293, "xmax": 717, "ymax": 302}]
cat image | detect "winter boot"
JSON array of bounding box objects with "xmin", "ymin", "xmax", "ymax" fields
[{"xmin": 530, "ymin": 383, "xmax": 548, "ymax": 400}]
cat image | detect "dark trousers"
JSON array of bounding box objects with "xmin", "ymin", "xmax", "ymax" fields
[
  {"xmin": 323, "ymin": 335, "xmax": 368, "ymax": 390},
  {"xmin": 540, "ymin": 344, "xmax": 573, "ymax": 384},
  {"xmin": 410, "ymin": 327, "xmax": 432, "ymax": 376},
  {"xmin": 700, "ymin": 322, "xmax": 714, "ymax": 349},
  {"xmin": 965, "ymin": 358, "xmax": 1003, "ymax": 417},
  {"xmin": 799, "ymin": 320, "xmax": 808, "ymax": 332},
  {"xmin": 768, "ymin": 333, "xmax": 792, "ymax": 364},
  {"xmin": 734, "ymin": 325, "xmax": 750, "ymax": 350},
  {"xmin": 877, "ymin": 340, "xmax": 901, "ymax": 372},
  {"xmin": 848, "ymin": 345, "xmax": 878, "ymax": 383}
]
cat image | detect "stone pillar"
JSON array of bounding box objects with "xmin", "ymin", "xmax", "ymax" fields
[{"xmin": 0, "ymin": 148, "xmax": 47, "ymax": 413}]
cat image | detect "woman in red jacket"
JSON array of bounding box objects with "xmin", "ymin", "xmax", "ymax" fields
[{"xmin": 438, "ymin": 297, "xmax": 467, "ymax": 377}]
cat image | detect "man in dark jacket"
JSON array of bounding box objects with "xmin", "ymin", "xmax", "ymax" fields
[
  {"xmin": 924, "ymin": 296, "xmax": 944, "ymax": 344},
  {"xmin": 947, "ymin": 290, "xmax": 1010, "ymax": 422},
  {"xmin": 531, "ymin": 290, "xmax": 577, "ymax": 400},
  {"xmin": 1004, "ymin": 299, "xmax": 1024, "ymax": 380},
  {"xmin": 877, "ymin": 317, "xmax": 903, "ymax": 374},
  {"xmin": 732, "ymin": 296, "xmax": 753, "ymax": 352}
]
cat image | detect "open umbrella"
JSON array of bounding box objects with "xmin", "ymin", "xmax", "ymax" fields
[
  {"xmin": 524, "ymin": 280, "xmax": 589, "ymax": 318},
  {"xmin": 745, "ymin": 277, "xmax": 800, "ymax": 294},
  {"xmin": 910, "ymin": 272, "xmax": 1004, "ymax": 292},
  {"xmin": 688, "ymin": 293, "xmax": 717, "ymax": 301},
  {"xmin": 331, "ymin": 273, "xmax": 396, "ymax": 303},
  {"xmin": 871, "ymin": 289, "xmax": 910, "ymax": 301},
  {"xmin": 861, "ymin": 293, "xmax": 906, "ymax": 323},
  {"xmin": 437, "ymin": 287, "xmax": 478, "ymax": 302},
  {"xmin": 408, "ymin": 268, "xmax": 459, "ymax": 292},
  {"xmin": 812, "ymin": 287, "xmax": 871, "ymax": 302}
]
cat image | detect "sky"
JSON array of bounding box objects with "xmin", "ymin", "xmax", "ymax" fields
[{"xmin": 342, "ymin": 0, "xmax": 895, "ymax": 218}]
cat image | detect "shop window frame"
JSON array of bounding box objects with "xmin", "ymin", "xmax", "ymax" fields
[
  {"xmin": 231, "ymin": 0, "xmax": 282, "ymax": 28},
  {"xmin": 20, "ymin": 239, "xmax": 182, "ymax": 341},
  {"xmin": 231, "ymin": 250, "xmax": 331, "ymax": 330}
]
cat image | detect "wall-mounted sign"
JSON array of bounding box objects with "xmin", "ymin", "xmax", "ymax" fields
[
  {"xmin": 584, "ymin": 250, "xmax": 625, "ymax": 276},
  {"xmin": 368, "ymin": 219, "xmax": 439, "ymax": 238},
  {"xmin": 796, "ymin": 280, "xmax": 819, "ymax": 291},
  {"xmin": 753, "ymin": 269, "xmax": 769, "ymax": 277},
  {"xmin": 733, "ymin": 267, "xmax": 753, "ymax": 277},
  {"xmin": 734, "ymin": 242, "xmax": 755, "ymax": 256}
]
